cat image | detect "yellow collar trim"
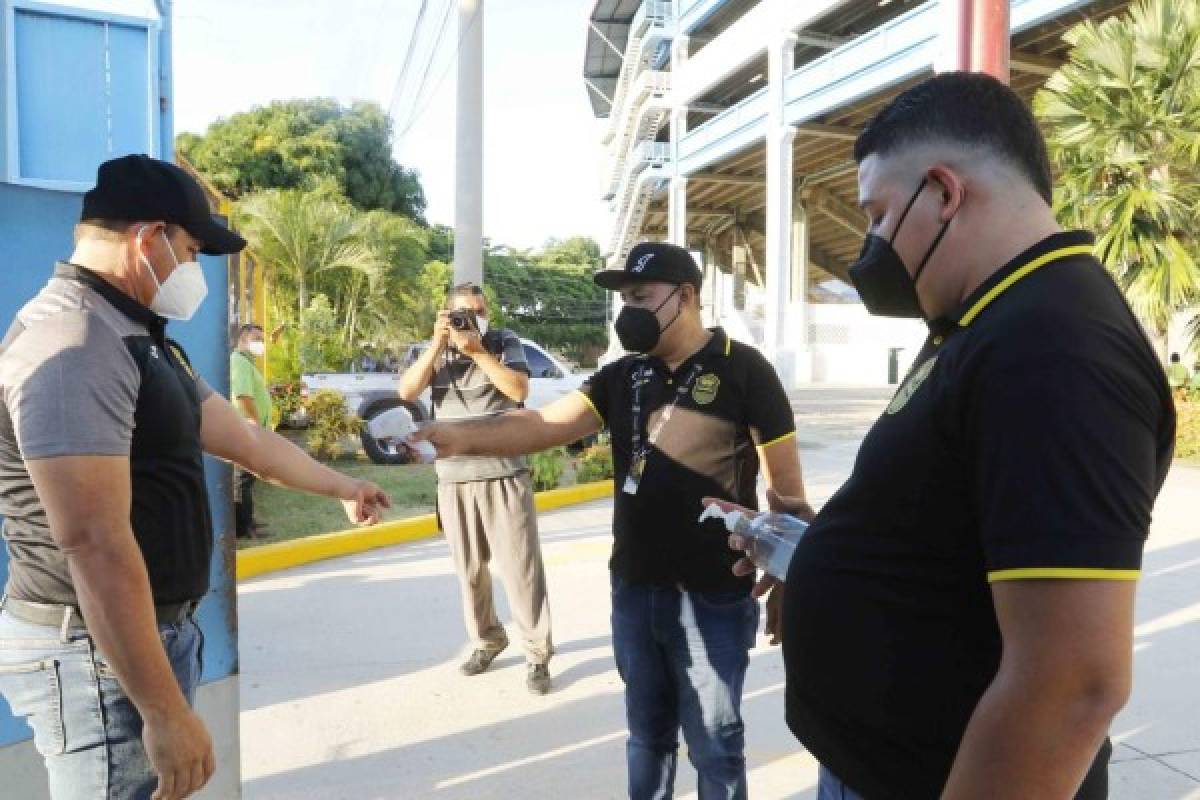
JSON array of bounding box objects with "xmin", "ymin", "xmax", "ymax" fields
[{"xmin": 958, "ymin": 245, "xmax": 1094, "ymax": 327}]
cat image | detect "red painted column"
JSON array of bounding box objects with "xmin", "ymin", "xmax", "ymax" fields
[{"xmin": 955, "ymin": 0, "xmax": 1011, "ymax": 83}]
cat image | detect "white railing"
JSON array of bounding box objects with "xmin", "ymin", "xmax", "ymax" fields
[
  {"xmin": 677, "ymin": 0, "xmax": 728, "ymax": 33},
  {"xmin": 677, "ymin": 86, "xmax": 768, "ymax": 170},
  {"xmin": 783, "ymin": 1, "xmax": 938, "ymax": 127}
]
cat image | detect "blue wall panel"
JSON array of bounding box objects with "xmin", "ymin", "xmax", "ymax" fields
[
  {"xmin": 106, "ymin": 22, "xmax": 152, "ymax": 161},
  {"xmin": 12, "ymin": 10, "xmax": 153, "ymax": 184},
  {"xmin": 14, "ymin": 11, "xmax": 108, "ymax": 182},
  {"xmin": 187, "ymin": 254, "xmax": 239, "ymax": 684},
  {"xmin": 0, "ymin": 183, "xmax": 81, "ymax": 746}
]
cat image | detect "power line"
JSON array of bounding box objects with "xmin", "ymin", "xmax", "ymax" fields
[
  {"xmin": 393, "ymin": 0, "xmax": 483, "ymax": 145},
  {"xmin": 393, "ymin": 0, "xmax": 457, "ymax": 141},
  {"xmin": 386, "ymin": 0, "xmax": 432, "ymax": 119}
]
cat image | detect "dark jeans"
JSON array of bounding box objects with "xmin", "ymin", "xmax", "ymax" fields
[
  {"xmin": 611, "ymin": 575, "xmax": 759, "ymax": 800},
  {"xmin": 234, "ymin": 466, "xmax": 256, "ymax": 537}
]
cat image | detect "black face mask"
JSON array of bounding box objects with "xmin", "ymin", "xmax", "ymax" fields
[
  {"xmin": 849, "ymin": 178, "xmax": 952, "ymax": 319},
  {"xmin": 614, "ymin": 285, "xmax": 683, "ymax": 353}
]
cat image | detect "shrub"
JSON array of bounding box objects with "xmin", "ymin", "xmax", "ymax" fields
[
  {"xmin": 530, "ymin": 447, "xmax": 568, "ymax": 491},
  {"xmin": 575, "ymin": 444, "xmax": 615, "ymax": 483},
  {"xmin": 269, "ymin": 382, "xmax": 303, "ymax": 430},
  {"xmin": 1176, "ymin": 400, "xmax": 1200, "ymax": 461},
  {"xmin": 305, "ymin": 390, "xmax": 362, "ymax": 460}
]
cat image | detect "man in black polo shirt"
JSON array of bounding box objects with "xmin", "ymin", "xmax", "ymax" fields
[
  {"xmin": 0, "ymin": 155, "xmax": 391, "ymax": 800},
  {"xmin": 734, "ymin": 74, "xmax": 1173, "ymax": 799},
  {"xmin": 415, "ymin": 242, "xmax": 810, "ymax": 799}
]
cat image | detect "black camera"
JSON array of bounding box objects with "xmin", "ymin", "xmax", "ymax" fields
[{"xmin": 447, "ymin": 309, "xmax": 478, "ymax": 332}]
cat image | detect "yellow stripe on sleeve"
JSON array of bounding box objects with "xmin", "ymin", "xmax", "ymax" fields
[
  {"xmin": 757, "ymin": 430, "xmax": 797, "ymax": 450},
  {"xmin": 575, "ymin": 390, "xmax": 605, "ymax": 425},
  {"xmin": 987, "ymin": 567, "xmax": 1140, "ymax": 583}
]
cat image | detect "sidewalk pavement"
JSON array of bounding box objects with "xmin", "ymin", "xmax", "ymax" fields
[{"xmin": 238, "ymin": 388, "xmax": 1200, "ymax": 799}]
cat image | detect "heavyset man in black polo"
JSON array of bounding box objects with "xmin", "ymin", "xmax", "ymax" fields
[
  {"xmin": 416, "ymin": 242, "xmax": 810, "ymax": 800},
  {"xmin": 0, "ymin": 155, "xmax": 391, "ymax": 800},
  {"xmin": 724, "ymin": 73, "xmax": 1174, "ymax": 799}
]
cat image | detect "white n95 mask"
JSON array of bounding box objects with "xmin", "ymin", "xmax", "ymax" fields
[{"xmin": 139, "ymin": 228, "xmax": 208, "ymax": 321}]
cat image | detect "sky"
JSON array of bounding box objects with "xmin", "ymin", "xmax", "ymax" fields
[{"xmin": 157, "ymin": 0, "xmax": 613, "ymax": 251}]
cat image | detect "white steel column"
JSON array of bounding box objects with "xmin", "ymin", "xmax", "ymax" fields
[
  {"xmin": 668, "ymin": 35, "xmax": 690, "ymax": 248},
  {"xmin": 454, "ymin": 0, "xmax": 484, "ymax": 285},
  {"xmin": 668, "ymin": 175, "xmax": 689, "ymax": 246},
  {"xmin": 791, "ymin": 197, "xmax": 812, "ymax": 384},
  {"xmin": 764, "ymin": 31, "xmax": 798, "ymax": 386}
]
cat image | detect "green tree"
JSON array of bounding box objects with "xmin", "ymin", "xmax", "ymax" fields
[
  {"xmin": 538, "ymin": 236, "xmax": 603, "ymax": 271},
  {"xmin": 481, "ymin": 239, "xmax": 609, "ymax": 363},
  {"xmin": 178, "ymin": 99, "xmax": 426, "ymax": 221},
  {"xmin": 1036, "ymin": 0, "xmax": 1200, "ymax": 356}
]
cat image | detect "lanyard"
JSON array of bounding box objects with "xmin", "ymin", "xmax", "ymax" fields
[{"xmin": 625, "ymin": 359, "xmax": 704, "ymax": 494}]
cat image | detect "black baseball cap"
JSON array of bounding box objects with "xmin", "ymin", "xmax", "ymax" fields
[
  {"xmin": 81, "ymin": 154, "xmax": 247, "ymax": 256},
  {"xmin": 594, "ymin": 242, "xmax": 703, "ymax": 291}
]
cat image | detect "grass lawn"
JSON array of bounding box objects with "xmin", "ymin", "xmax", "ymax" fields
[
  {"xmin": 240, "ymin": 429, "xmax": 440, "ymax": 548},
  {"xmin": 245, "ymin": 461, "xmax": 438, "ymax": 549}
]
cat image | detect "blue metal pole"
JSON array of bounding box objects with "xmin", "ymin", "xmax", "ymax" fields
[{"xmin": 155, "ymin": 0, "xmax": 174, "ymax": 159}]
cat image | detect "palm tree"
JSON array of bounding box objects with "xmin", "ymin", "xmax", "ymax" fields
[
  {"xmin": 1035, "ymin": 0, "xmax": 1200, "ymax": 358},
  {"xmin": 235, "ymin": 189, "xmax": 384, "ymax": 341}
]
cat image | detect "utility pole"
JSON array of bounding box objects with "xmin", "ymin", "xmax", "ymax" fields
[{"xmin": 454, "ymin": 0, "xmax": 484, "ymax": 285}]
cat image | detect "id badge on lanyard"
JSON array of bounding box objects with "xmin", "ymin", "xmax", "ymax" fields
[{"xmin": 623, "ymin": 361, "xmax": 703, "ymax": 496}]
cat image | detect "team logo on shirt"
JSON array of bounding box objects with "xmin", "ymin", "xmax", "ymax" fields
[
  {"xmin": 692, "ymin": 373, "xmax": 720, "ymax": 405},
  {"xmin": 886, "ymin": 356, "xmax": 937, "ymax": 415}
]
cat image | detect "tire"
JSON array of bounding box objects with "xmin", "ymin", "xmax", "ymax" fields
[
  {"xmin": 566, "ymin": 433, "xmax": 599, "ymax": 455},
  {"xmin": 360, "ymin": 400, "xmax": 422, "ymax": 465}
]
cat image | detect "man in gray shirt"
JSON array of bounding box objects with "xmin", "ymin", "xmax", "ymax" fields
[
  {"xmin": 399, "ymin": 283, "xmax": 553, "ymax": 694},
  {"xmin": 0, "ymin": 155, "xmax": 390, "ymax": 800}
]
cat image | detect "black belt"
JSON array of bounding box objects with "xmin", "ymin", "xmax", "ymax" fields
[{"xmin": 2, "ymin": 596, "xmax": 198, "ymax": 633}]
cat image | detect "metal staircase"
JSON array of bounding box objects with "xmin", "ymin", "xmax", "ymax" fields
[
  {"xmin": 609, "ymin": 142, "xmax": 670, "ymax": 261},
  {"xmin": 602, "ymin": 70, "xmax": 671, "ymax": 201}
]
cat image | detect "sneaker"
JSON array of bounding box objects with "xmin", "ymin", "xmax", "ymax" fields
[
  {"xmin": 460, "ymin": 643, "xmax": 507, "ymax": 676},
  {"xmin": 526, "ymin": 663, "xmax": 552, "ymax": 695}
]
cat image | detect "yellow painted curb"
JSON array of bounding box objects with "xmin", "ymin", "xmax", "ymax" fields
[
  {"xmin": 533, "ymin": 479, "xmax": 614, "ymax": 512},
  {"xmin": 236, "ymin": 479, "xmax": 614, "ymax": 582}
]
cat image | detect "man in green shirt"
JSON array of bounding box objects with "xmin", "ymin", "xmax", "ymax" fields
[
  {"xmin": 1167, "ymin": 353, "xmax": 1190, "ymax": 394},
  {"xmin": 231, "ymin": 323, "xmax": 271, "ymax": 538}
]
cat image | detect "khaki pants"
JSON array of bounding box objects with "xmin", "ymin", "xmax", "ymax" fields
[{"xmin": 438, "ymin": 472, "xmax": 553, "ymax": 665}]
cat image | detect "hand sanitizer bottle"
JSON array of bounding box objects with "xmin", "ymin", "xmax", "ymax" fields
[{"xmin": 698, "ymin": 505, "xmax": 809, "ymax": 581}]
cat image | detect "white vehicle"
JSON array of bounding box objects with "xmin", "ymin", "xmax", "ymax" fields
[{"xmin": 300, "ymin": 338, "xmax": 586, "ymax": 464}]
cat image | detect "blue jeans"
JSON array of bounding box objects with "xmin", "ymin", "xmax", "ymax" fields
[
  {"xmin": 817, "ymin": 765, "xmax": 866, "ymax": 800},
  {"xmin": 610, "ymin": 576, "xmax": 759, "ymax": 800},
  {"xmin": 0, "ymin": 607, "xmax": 203, "ymax": 799}
]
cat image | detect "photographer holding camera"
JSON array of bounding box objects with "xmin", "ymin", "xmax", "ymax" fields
[{"xmin": 398, "ymin": 283, "xmax": 554, "ymax": 694}]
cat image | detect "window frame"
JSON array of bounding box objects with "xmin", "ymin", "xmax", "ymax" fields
[
  {"xmin": 3, "ymin": 0, "xmax": 160, "ymax": 190},
  {"xmin": 522, "ymin": 342, "xmax": 560, "ymax": 379}
]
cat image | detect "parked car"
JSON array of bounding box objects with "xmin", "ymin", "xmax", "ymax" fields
[{"xmin": 302, "ymin": 338, "xmax": 587, "ymax": 464}]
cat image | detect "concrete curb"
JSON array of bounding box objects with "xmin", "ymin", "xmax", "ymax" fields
[{"xmin": 236, "ymin": 479, "xmax": 614, "ymax": 582}]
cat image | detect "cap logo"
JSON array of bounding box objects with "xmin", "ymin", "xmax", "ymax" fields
[{"xmin": 632, "ymin": 253, "xmax": 654, "ymax": 273}]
